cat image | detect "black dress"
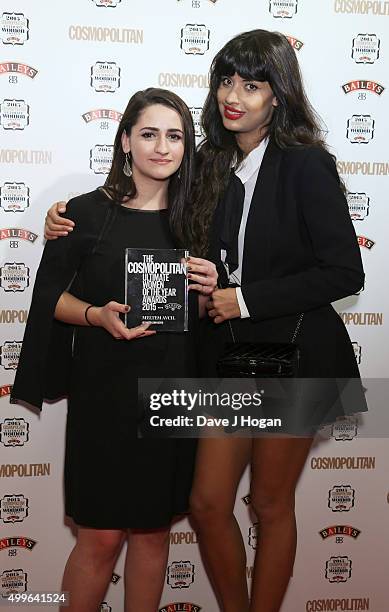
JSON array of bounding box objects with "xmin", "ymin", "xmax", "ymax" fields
[{"xmin": 12, "ymin": 189, "xmax": 197, "ymax": 529}]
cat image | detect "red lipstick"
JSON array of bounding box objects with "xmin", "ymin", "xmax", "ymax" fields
[{"xmin": 223, "ymin": 104, "xmax": 245, "ymax": 120}]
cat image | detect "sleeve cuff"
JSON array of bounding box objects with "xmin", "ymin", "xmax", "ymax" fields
[{"xmin": 236, "ymin": 287, "xmax": 250, "ymax": 318}]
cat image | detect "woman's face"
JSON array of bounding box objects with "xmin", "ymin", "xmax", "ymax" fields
[
  {"xmin": 121, "ymin": 104, "xmax": 185, "ymax": 182},
  {"xmin": 216, "ymin": 72, "xmax": 278, "ymax": 139}
]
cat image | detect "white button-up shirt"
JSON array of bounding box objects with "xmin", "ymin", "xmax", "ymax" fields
[{"xmin": 222, "ymin": 137, "xmax": 269, "ymax": 318}]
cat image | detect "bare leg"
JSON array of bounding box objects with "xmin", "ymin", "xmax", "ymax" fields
[
  {"xmin": 61, "ymin": 527, "xmax": 125, "ymax": 612},
  {"xmin": 124, "ymin": 527, "xmax": 170, "ymax": 612},
  {"xmin": 190, "ymin": 436, "xmax": 251, "ymax": 612},
  {"xmin": 249, "ymin": 437, "xmax": 313, "ymax": 612}
]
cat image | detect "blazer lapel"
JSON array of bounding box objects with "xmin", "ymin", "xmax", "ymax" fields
[{"xmin": 241, "ymin": 140, "xmax": 283, "ymax": 283}]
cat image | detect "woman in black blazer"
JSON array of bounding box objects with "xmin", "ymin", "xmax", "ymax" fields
[{"xmin": 188, "ymin": 30, "xmax": 366, "ymax": 612}]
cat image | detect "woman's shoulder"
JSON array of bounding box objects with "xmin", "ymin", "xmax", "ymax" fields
[
  {"xmin": 281, "ymin": 143, "xmax": 335, "ymax": 167},
  {"xmin": 63, "ymin": 188, "xmax": 111, "ymax": 223}
]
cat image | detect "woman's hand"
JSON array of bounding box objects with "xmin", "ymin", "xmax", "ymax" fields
[
  {"xmin": 206, "ymin": 288, "xmax": 241, "ymax": 324},
  {"xmin": 187, "ymin": 257, "xmax": 218, "ymax": 296},
  {"xmin": 88, "ymin": 301, "xmax": 156, "ymax": 340},
  {"xmin": 44, "ymin": 201, "xmax": 74, "ymax": 239}
]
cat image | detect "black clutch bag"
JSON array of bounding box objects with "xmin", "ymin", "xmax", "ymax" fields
[{"xmin": 217, "ymin": 315, "xmax": 304, "ymax": 378}]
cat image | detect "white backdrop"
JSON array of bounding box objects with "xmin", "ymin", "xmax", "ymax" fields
[{"xmin": 1, "ymin": 1, "xmax": 388, "ymax": 611}]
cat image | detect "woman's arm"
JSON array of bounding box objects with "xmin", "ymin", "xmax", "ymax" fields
[{"xmin": 55, "ymin": 291, "xmax": 155, "ymax": 340}]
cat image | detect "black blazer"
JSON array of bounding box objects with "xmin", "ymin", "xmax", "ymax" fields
[{"xmin": 205, "ymin": 141, "xmax": 364, "ymax": 379}]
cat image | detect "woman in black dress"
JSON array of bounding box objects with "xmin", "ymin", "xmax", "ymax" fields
[{"xmin": 11, "ymin": 89, "xmax": 217, "ymax": 612}]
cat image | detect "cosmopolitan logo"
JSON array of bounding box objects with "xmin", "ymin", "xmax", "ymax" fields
[
  {"xmin": 342, "ymin": 80, "xmax": 384, "ymax": 95},
  {"xmin": 352, "ymin": 33, "xmax": 380, "ymax": 63},
  {"xmin": 0, "ymin": 13, "xmax": 29, "ymax": 45},
  {"xmin": 0, "ymin": 495, "xmax": 28, "ymax": 523},
  {"xmin": 339, "ymin": 312, "xmax": 383, "ymax": 326},
  {"xmin": 319, "ymin": 525, "xmax": 361, "ymax": 540},
  {"xmin": 357, "ymin": 235, "xmax": 375, "ymax": 249},
  {"xmin": 0, "ymin": 63, "xmax": 37, "ymax": 79},
  {"xmin": 181, "ymin": 24, "xmax": 210, "ymax": 55},
  {"xmin": 0, "ymin": 229, "xmax": 37, "ymax": 242},
  {"xmin": 306, "ymin": 598, "xmax": 369, "ymax": 611},
  {"xmin": 0, "ymin": 310, "xmax": 28, "ymax": 324},
  {"xmin": 286, "ymin": 35, "xmax": 304, "ymax": 50},
  {"xmin": 0, "ymin": 537, "xmax": 36, "ymax": 551},
  {"xmin": 68, "ymin": 25, "xmax": 143, "ymax": 44},
  {"xmin": 159, "ymin": 604, "xmax": 202, "ymax": 612},
  {"xmin": 158, "ymin": 73, "xmax": 209, "ymax": 89},
  {"xmin": 82, "ymin": 109, "xmax": 122, "ymax": 123},
  {"xmin": 334, "ymin": 0, "xmax": 389, "ymax": 15},
  {"xmin": 170, "ymin": 531, "xmax": 198, "ymax": 545},
  {"xmin": 269, "ymin": 0, "xmax": 299, "ymax": 18},
  {"xmin": 311, "ymin": 457, "xmax": 375, "ymax": 469},
  {"xmin": 0, "ymin": 149, "xmax": 52, "ymax": 165},
  {"xmin": 0, "ymin": 463, "xmax": 51, "ymax": 478},
  {"xmin": 337, "ymin": 160, "xmax": 389, "ymax": 175},
  {"xmin": 0, "ymin": 384, "xmax": 12, "ymax": 398}
]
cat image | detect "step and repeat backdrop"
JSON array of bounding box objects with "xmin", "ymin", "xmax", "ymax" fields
[{"xmin": 1, "ymin": 1, "xmax": 389, "ymax": 611}]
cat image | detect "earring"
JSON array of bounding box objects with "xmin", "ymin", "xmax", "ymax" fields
[{"xmin": 123, "ymin": 152, "xmax": 132, "ymax": 178}]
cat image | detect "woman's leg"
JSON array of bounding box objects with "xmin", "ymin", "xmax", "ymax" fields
[
  {"xmin": 190, "ymin": 436, "xmax": 252, "ymax": 612},
  {"xmin": 124, "ymin": 527, "xmax": 170, "ymax": 612},
  {"xmin": 249, "ymin": 437, "xmax": 313, "ymax": 612},
  {"xmin": 61, "ymin": 527, "xmax": 125, "ymax": 611}
]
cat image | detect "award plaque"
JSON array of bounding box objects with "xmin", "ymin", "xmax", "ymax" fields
[{"xmin": 125, "ymin": 248, "xmax": 189, "ymax": 332}]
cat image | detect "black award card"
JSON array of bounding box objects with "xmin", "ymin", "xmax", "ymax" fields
[{"xmin": 125, "ymin": 248, "xmax": 189, "ymax": 332}]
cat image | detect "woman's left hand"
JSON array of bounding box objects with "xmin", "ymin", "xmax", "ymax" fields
[
  {"xmin": 187, "ymin": 257, "xmax": 218, "ymax": 296},
  {"xmin": 206, "ymin": 288, "xmax": 241, "ymax": 323}
]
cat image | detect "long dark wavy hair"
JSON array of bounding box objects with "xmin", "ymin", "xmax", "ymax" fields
[
  {"xmin": 105, "ymin": 88, "xmax": 196, "ymax": 247},
  {"xmin": 190, "ymin": 29, "xmax": 328, "ymax": 256}
]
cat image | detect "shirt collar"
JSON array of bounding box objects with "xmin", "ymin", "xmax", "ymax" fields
[{"xmin": 234, "ymin": 136, "xmax": 269, "ymax": 184}]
